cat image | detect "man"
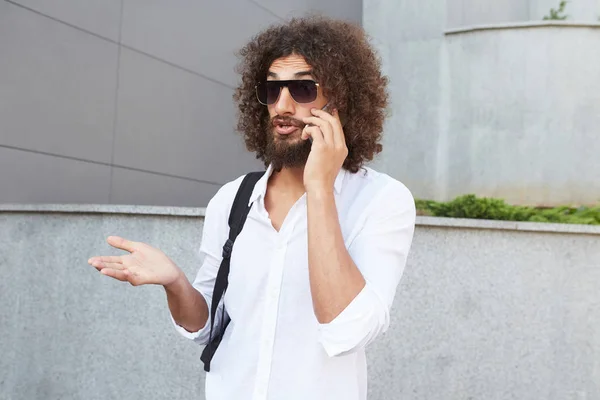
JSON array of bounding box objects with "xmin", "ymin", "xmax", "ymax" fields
[{"xmin": 88, "ymin": 16, "xmax": 416, "ymax": 400}]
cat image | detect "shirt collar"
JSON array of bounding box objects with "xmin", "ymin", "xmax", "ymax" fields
[
  {"xmin": 248, "ymin": 164, "xmax": 273, "ymax": 206},
  {"xmin": 247, "ymin": 164, "xmax": 347, "ymax": 206}
]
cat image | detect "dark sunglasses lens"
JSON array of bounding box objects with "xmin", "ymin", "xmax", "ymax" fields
[
  {"xmin": 288, "ymin": 81, "xmax": 318, "ymax": 103},
  {"xmin": 257, "ymin": 82, "xmax": 283, "ymax": 105}
]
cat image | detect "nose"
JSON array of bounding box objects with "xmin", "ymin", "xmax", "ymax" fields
[{"xmin": 274, "ymin": 86, "xmax": 295, "ymax": 116}]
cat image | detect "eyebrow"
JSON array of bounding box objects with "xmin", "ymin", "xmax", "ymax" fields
[{"xmin": 267, "ymin": 70, "xmax": 314, "ymax": 79}]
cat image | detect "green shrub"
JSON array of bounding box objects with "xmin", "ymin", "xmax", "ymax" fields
[
  {"xmin": 416, "ymin": 194, "xmax": 600, "ymax": 225},
  {"xmin": 543, "ymin": 0, "xmax": 568, "ymax": 20}
]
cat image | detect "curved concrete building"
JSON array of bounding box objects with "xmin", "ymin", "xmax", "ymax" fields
[{"xmin": 365, "ymin": 0, "xmax": 600, "ymax": 206}]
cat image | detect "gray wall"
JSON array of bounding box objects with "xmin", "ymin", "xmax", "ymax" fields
[
  {"xmin": 441, "ymin": 26, "xmax": 600, "ymax": 205},
  {"xmin": 1, "ymin": 205, "xmax": 599, "ymax": 399},
  {"xmin": 364, "ymin": 0, "xmax": 600, "ymax": 206},
  {"xmin": 0, "ymin": 0, "xmax": 361, "ymax": 207},
  {"xmin": 447, "ymin": 0, "xmax": 600, "ymax": 28}
]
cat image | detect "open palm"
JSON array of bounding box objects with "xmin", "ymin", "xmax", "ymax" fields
[{"xmin": 88, "ymin": 236, "xmax": 181, "ymax": 286}]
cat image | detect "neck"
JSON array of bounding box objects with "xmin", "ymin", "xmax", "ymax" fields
[{"xmin": 268, "ymin": 166, "xmax": 305, "ymax": 196}]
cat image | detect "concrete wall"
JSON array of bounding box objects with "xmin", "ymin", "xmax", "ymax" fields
[
  {"xmin": 0, "ymin": 0, "xmax": 361, "ymax": 207},
  {"xmin": 363, "ymin": 0, "xmax": 448, "ymax": 200},
  {"xmin": 442, "ymin": 25, "xmax": 600, "ymax": 205},
  {"xmin": 364, "ymin": 0, "xmax": 600, "ymax": 206},
  {"xmin": 1, "ymin": 204, "xmax": 599, "ymax": 399},
  {"xmin": 447, "ymin": 0, "xmax": 600, "ymax": 28}
]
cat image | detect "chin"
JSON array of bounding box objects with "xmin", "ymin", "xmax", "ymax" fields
[{"xmin": 274, "ymin": 131, "xmax": 302, "ymax": 141}]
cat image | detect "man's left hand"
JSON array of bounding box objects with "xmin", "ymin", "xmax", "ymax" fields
[{"xmin": 301, "ymin": 108, "xmax": 348, "ymax": 193}]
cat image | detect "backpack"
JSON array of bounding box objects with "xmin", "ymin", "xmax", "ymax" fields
[{"xmin": 200, "ymin": 171, "xmax": 265, "ymax": 372}]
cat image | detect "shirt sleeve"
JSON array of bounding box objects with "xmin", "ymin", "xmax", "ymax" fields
[
  {"xmin": 170, "ymin": 253, "xmax": 223, "ymax": 344},
  {"xmin": 170, "ymin": 182, "xmax": 234, "ymax": 345},
  {"xmin": 317, "ymin": 179, "xmax": 416, "ymax": 357}
]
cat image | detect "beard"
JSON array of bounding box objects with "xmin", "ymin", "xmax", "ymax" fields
[{"xmin": 264, "ymin": 115, "xmax": 312, "ymax": 171}]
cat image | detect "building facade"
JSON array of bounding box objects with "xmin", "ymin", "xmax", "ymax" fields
[{"xmin": 0, "ymin": 0, "xmax": 361, "ymax": 207}]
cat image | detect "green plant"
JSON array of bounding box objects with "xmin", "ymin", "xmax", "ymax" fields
[
  {"xmin": 543, "ymin": 1, "xmax": 568, "ymax": 20},
  {"xmin": 416, "ymin": 194, "xmax": 600, "ymax": 226}
]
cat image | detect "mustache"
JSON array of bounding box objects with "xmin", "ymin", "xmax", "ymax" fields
[{"xmin": 271, "ymin": 116, "xmax": 305, "ymax": 128}]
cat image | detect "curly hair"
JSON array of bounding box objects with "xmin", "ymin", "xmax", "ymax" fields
[{"xmin": 233, "ymin": 15, "xmax": 389, "ymax": 173}]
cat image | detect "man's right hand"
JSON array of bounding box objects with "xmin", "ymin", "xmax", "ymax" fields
[{"xmin": 88, "ymin": 236, "xmax": 183, "ymax": 287}]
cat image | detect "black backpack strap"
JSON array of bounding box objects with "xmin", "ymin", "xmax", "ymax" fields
[{"xmin": 200, "ymin": 171, "xmax": 265, "ymax": 372}]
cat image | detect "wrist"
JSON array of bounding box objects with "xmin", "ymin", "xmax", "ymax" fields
[
  {"xmin": 305, "ymin": 182, "xmax": 334, "ymax": 196},
  {"xmin": 164, "ymin": 269, "xmax": 187, "ymax": 292}
]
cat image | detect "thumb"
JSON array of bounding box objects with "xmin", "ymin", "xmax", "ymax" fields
[{"xmin": 107, "ymin": 236, "xmax": 138, "ymax": 253}]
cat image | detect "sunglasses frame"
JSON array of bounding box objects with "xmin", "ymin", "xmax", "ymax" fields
[{"xmin": 255, "ymin": 80, "xmax": 321, "ymax": 106}]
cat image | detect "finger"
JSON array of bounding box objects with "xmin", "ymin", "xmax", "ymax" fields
[
  {"xmin": 88, "ymin": 256, "xmax": 122, "ymax": 265},
  {"xmin": 308, "ymin": 107, "xmax": 342, "ymax": 145},
  {"xmin": 302, "ymin": 116, "xmax": 333, "ymax": 144},
  {"xmin": 92, "ymin": 261, "xmax": 125, "ymax": 271},
  {"xmin": 311, "ymin": 108, "xmax": 341, "ymax": 129},
  {"xmin": 107, "ymin": 236, "xmax": 138, "ymax": 253},
  {"xmin": 302, "ymin": 126, "xmax": 324, "ymax": 145},
  {"xmin": 315, "ymin": 108, "xmax": 344, "ymax": 148},
  {"xmin": 100, "ymin": 268, "xmax": 131, "ymax": 282}
]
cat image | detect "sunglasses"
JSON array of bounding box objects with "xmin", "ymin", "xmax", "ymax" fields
[{"xmin": 255, "ymin": 80, "xmax": 321, "ymax": 105}]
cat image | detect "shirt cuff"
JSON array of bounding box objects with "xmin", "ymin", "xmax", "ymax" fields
[
  {"xmin": 170, "ymin": 314, "xmax": 212, "ymax": 343},
  {"xmin": 317, "ymin": 282, "xmax": 388, "ymax": 357},
  {"xmin": 169, "ymin": 290, "xmax": 214, "ymax": 344}
]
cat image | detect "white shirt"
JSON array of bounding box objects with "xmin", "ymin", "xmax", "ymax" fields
[{"xmin": 173, "ymin": 165, "xmax": 416, "ymax": 400}]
